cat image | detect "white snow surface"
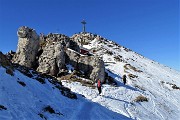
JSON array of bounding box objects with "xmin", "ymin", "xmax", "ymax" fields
[
  {"xmin": 62, "ymin": 38, "xmax": 180, "ymax": 120},
  {"xmin": 1, "ymin": 36, "xmax": 180, "ymax": 120},
  {"xmin": 0, "ymin": 67, "xmax": 130, "ymax": 120}
]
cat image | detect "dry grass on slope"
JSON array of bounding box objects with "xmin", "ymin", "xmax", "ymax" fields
[{"xmin": 133, "ymin": 95, "xmax": 148, "ymax": 102}]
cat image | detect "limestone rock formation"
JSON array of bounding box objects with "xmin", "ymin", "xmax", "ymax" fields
[
  {"xmin": 65, "ymin": 49, "xmax": 105, "ymax": 82},
  {"xmin": 40, "ymin": 33, "xmax": 80, "ymax": 52},
  {"xmin": 12, "ymin": 26, "xmax": 39, "ymax": 68},
  {"xmin": 89, "ymin": 56, "xmax": 105, "ymax": 83},
  {"xmin": 37, "ymin": 42, "xmax": 65, "ymax": 76},
  {"xmin": 37, "ymin": 33, "xmax": 79, "ymax": 76},
  {"xmin": 12, "ymin": 26, "xmax": 105, "ymax": 82},
  {"xmin": 71, "ymin": 32, "xmax": 104, "ymax": 46}
]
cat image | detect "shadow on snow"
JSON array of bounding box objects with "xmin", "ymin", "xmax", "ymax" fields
[{"xmin": 105, "ymin": 69, "xmax": 141, "ymax": 92}]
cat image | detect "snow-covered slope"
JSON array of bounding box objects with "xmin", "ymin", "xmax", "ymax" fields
[
  {"xmin": 62, "ymin": 35, "xmax": 180, "ymax": 120},
  {"xmin": 1, "ymin": 33, "xmax": 180, "ymax": 120},
  {"xmin": 0, "ymin": 66, "xmax": 130, "ymax": 120}
]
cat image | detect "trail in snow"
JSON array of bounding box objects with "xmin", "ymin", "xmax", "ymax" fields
[{"xmin": 0, "ymin": 66, "xmax": 133, "ymax": 120}]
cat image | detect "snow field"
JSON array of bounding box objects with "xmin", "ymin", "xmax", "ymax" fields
[
  {"xmin": 60, "ymin": 37, "xmax": 180, "ymax": 120},
  {"xmin": 0, "ymin": 67, "xmax": 131, "ymax": 120}
]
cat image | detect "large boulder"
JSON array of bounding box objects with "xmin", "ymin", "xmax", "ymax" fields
[
  {"xmin": 65, "ymin": 49, "xmax": 105, "ymax": 82},
  {"xmin": 88, "ymin": 56, "xmax": 105, "ymax": 83},
  {"xmin": 37, "ymin": 42, "xmax": 65, "ymax": 76},
  {"xmin": 12, "ymin": 26, "xmax": 39, "ymax": 68}
]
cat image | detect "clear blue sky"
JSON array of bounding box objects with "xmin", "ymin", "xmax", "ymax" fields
[{"xmin": 0, "ymin": 0, "xmax": 179, "ymax": 71}]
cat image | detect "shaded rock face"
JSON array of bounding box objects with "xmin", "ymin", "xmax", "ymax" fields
[
  {"xmin": 65, "ymin": 49, "xmax": 105, "ymax": 82},
  {"xmin": 12, "ymin": 26, "xmax": 39, "ymax": 68},
  {"xmin": 6, "ymin": 50, "xmax": 15, "ymax": 61},
  {"xmin": 0, "ymin": 52, "xmax": 14, "ymax": 76},
  {"xmin": 0, "ymin": 52, "xmax": 12, "ymax": 68}
]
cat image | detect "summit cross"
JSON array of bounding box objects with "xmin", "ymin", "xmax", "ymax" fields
[{"xmin": 81, "ymin": 19, "xmax": 86, "ymax": 33}]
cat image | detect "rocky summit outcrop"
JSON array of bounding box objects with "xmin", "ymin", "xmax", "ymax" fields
[
  {"xmin": 12, "ymin": 26, "xmax": 105, "ymax": 82},
  {"xmin": 71, "ymin": 32, "xmax": 103, "ymax": 46},
  {"xmin": 12, "ymin": 26, "xmax": 39, "ymax": 68}
]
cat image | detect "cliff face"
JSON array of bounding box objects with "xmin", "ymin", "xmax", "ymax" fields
[{"xmin": 12, "ymin": 26, "xmax": 105, "ymax": 82}]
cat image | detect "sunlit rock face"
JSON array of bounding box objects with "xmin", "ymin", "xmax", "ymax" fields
[{"xmin": 13, "ymin": 26, "xmax": 39, "ymax": 68}]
